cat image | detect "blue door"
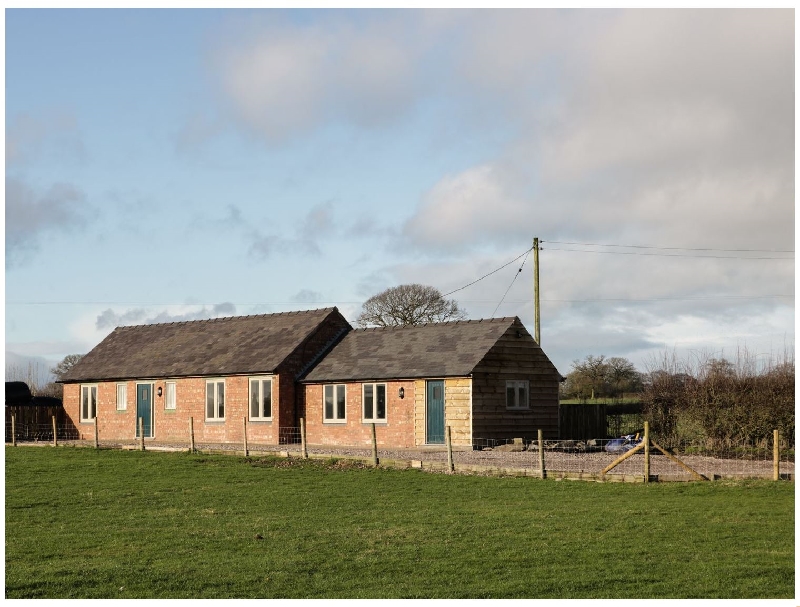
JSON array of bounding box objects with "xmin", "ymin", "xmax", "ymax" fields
[
  {"xmin": 136, "ymin": 384, "xmax": 154, "ymax": 438},
  {"xmin": 426, "ymin": 380, "xmax": 445, "ymax": 444}
]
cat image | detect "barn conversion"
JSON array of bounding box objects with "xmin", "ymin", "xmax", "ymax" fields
[
  {"xmin": 300, "ymin": 317, "xmax": 560, "ymax": 448},
  {"xmin": 59, "ymin": 308, "xmax": 561, "ymax": 448}
]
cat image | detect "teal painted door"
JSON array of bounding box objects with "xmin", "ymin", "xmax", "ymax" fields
[
  {"xmin": 426, "ymin": 380, "xmax": 445, "ymax": 444},
  {"xmin": 136, "ymin": 384, "xmax": 154, "ymax": 438}
]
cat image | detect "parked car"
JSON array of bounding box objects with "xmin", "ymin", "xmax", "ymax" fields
[{"xmin": 605, "ymin": 433, "xmax": 643, "ymax": 454}]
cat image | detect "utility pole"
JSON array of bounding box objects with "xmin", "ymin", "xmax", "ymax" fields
[{"xmin": 533, "ymin": 237, "xmax": 541, "ymax": 344}]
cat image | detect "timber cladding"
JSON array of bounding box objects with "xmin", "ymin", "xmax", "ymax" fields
[
  {"xmin": 413, "ymin": 378, "xmax": 472, "ymax": 447},
  {"xmin": 470, "ymin": 321, "xmax": 559, "ymax": 440}
]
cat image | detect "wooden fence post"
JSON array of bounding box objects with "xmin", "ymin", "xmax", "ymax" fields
[
  {"xmin": 446, "ymin": 426, "xmax": 454, "ymax": 473},
  {"xmin": 773, "ymin": 429, "xmax": 780, "ymax": 481},
  {"xmin": 538, "ymin": 429, "xmax": 545, "ymax": 479},
  {"xmin": 139, "ymin": 417, "xmax": 145, "ymax": 451},
  {"xmin": 52, "ymin": 415, "xmax": 57, "ymax": 447},
  {"xmin": 243, "ymin": 417, "xmax": 249, "ymax": 457},
  {"xmin": 94, "ymin": 417, "xmax": 99, "ymax": 449},
  {"xmin": 188, "ymin": 417, "xmax": 195, "ymax": 453},
  {"xmin": 300, "ymin": 418, "xmax": 308, "ymax": 459},
  {"xmin": 371, "ymin": 423, "xmax": 379, "ymax": 467},
  {"xmin": 11, "ymin": 414, "xmax": 16, "ymax": 447},
  {"xmin": 644, "ymin": 421, "xmax": 650, "ymax": 483}
]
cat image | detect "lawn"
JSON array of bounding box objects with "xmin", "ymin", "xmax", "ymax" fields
[{"xmin": 5, "ymin": 446, "xmax": 794, "ymax": 599}]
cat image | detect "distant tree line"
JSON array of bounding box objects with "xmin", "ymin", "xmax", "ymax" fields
[{"xmin": 560, "ymin": 355, "xmax": 643, "ymax": 401}]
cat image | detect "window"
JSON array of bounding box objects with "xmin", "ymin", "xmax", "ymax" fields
[
  {"xmin": 362, "ymin": 383, "xmax": 386, "ymax": 422},
  {"xmin": 116, "ymin": 383, "xmax": 127, "ymax": 411},
  {"xmin": 81, "ymin": 385, "xmax": 98, "ymax": 421},
  {"xmin": 206, "ymin": 379, "xmax": 225, "ymax": 420},
  {"xmin": 249, "ymin": 377, "xmax": 272, "ymax": 420},
  {"xmin": 506, "ymin": 380, "xmax": 530, "ymax": 410},
  {"xmin": 165, "ymin": 381, "xmax": 176, "ymax": 410},
  {"xmin": 323, "ymin": 384, "xmax": 346, "ymax": 422}
]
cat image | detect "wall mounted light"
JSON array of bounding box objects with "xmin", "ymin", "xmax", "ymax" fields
[
  {"xmin": 157, "ymin": 387, "xmax": 163, "ymax": 397},
  {"xmin": 398, "ymin": 387, "xmax": 405, "ymax": 399}
]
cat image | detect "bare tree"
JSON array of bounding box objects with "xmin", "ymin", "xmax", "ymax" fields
[
  {"xmin": 51, "ymin": 354, "xmax": 84, "ymax": 381},
  {"xmin": 356, "ymin": 284, "xmax": 467, "ymax": 328}
]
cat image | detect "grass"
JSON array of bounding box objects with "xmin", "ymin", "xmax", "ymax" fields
[{"xmin": 5, "ymin": 446, "xmax": 795, "ymax": 599}]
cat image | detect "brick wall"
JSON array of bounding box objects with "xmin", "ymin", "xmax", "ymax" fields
[
  {"xmin": 303, "ymin": 380, "xmax": 416, "ymax": 448},
  {"xmin": 63, "ymin": 375, "xmax": 283, "ymax": 445}
]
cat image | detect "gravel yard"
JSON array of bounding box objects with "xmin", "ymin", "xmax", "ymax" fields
[{"xmin": 44, "ymin": 438, "xmax": 794, "ymax": 482}]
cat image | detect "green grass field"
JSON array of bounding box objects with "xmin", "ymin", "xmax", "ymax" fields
[{"xmin": 5, "ymin": 446, "xmax": 794, "ymax": 599}]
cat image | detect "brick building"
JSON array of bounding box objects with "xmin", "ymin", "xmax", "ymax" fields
[
  {"xmin": 59, "ymin": 309, "xmax": 561, "ymax": 448},
  {"xmin": 59, "ymin": 308, "xmax": 351, "ymax": 444},
  {"xmin": 300, "ymin": 317, "xmax": 561, "ymax": 448}
]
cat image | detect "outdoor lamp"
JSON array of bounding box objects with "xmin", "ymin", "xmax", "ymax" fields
[
  {"xmin": 157, "ymin": 387, "xmax": 163, "ymax": 397},
  {"xmin": 398, "ymin": 387, "xmax": 405, "ymax": 399}
]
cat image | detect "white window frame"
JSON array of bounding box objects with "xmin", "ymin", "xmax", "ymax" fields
[
  {"xmin": 506, "ymin": 380, "xmax": 530, "ymax": 410},
  {"xmin": 116, "ymin": 383, "xmax": 127, "ymax": 411},
  {"xmin": 205, "ymin": 379, "xmax": 225, "ymax": 421},
  {"xmin": 362, "ymin": 383, "xmax": 387, "ymax": 423},
  {"xmin": 323, "ymin": 384, "xmax": 346, "ymax": 423},
  {"xmin": 249, "ymin": 377, "xmax": 273, "ymax": 421},
  {"xmin": 165, "ymin": 381, "xmax": 176, "ymax": 410},
  {"xmin": 81, "ymin": 384, "xmax": 98, "ymax": 422}
]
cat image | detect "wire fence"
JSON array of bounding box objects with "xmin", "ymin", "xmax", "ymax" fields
[
  {"xmin": 5, "ymin": 420, "xmax": 81, "ymax": 443},
  {"xmin": 5, "ymin": 420, "xmax": 793, "ymax": 482}
]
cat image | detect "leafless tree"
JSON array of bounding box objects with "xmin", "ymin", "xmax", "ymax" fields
[{"xmin": 356, "ymin": 284, "xmax": 467, "ymax": 328}]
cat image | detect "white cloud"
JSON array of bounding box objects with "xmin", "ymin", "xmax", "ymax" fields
[
  {"xmin": 6, "ymin": 178, "xmax": 90, "ymax": 267},
  {"xmin": 211, "ymin": 14, "xmax": 424, "ymax": 143},
  {"xmin": 6, "ymin": 109, "xmax": 86, "ymax": 166}
]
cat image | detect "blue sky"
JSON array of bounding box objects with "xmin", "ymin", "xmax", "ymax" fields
[{"xmin": 5, "ymin": 8, "xmax": 795, "ymax": 381}]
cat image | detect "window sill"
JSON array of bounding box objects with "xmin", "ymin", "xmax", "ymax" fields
[
  {"xmin": 248, "ymin": 418, "xmax": 273, "ymax": 423},
  {"xmin": 323, "ymin": 420, "xmax": 347, "ymax": 424},
  {"xmin": 164, "ymin": 409, "xmax": 177, "ymax": 414},
  {"xmin": 205, "ymin": 419, "xmax": 226, "ymax": 424},
  {"xmin": 362, "ymin": 420, "xmax": 388, "ymax": 425}
]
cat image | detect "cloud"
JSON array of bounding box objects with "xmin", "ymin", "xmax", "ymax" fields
[
  {"xmin": 246, "ymin": 201, "xmax": 339, "ymax": 261},
  {"xmin": 95, "ymin": 303, "xmax": 237, "ymax": 330},
  {"xmin": 6, "ymin": 110, "xmax": 86, "ymax": 166},
  {"xmin": 6, "ymin": 178, "xmax": 90, "ymax": 267},
  {"xmin": 291, "ymin": 289, "xmax": 324, "ymax": 304},
  {"xmin": 210, "ymin": 13, "xmax": 428, "ymax": 143}
]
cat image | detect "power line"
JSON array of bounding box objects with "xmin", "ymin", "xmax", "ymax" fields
[
  {"xmin": 543, "ymin": 240, "xmax": 795, "ymax": 254},
  {"xmin": 542, "ymin": 247, "xmax": 793, "ymax": 260},
  {"xmin": 491, "ymin": 247, "xmax": 532, "ymax": 317},
  {"xmin": 442, "ymin": 246, "xmax": 534, "ymax": 297}
]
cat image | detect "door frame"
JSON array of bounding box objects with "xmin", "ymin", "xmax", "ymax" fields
[
  {"xmin": 425, "ymin": 379, "xmax": 445, "ymax": 445},
  {"xmin": 135, "ymin": 382, "xmax": 155, "ymax": 439}
]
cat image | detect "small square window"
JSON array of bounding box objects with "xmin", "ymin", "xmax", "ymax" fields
[{"xmin": 506, "ymin": 380, "xmax": 529, "ymax": 410}]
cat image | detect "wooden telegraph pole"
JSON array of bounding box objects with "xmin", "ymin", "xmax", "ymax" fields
[{"xmin": 533, "ymin": 237, "xmax": 541, "ymax": 344}]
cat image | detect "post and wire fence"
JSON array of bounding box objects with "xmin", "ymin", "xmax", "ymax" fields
[{"xmin": 5, "ymin": 414, "xmax": 793, "ymax": 482}]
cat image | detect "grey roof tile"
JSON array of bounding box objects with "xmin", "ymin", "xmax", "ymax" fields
[
  {"xmin": 302, "ymin": 317, "xmax": 518, "ymax": 382},
  {"xmin": 60, "ymin": 308, "xmax": 344, "ymax": 382}
]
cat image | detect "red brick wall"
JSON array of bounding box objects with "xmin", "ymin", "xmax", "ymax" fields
[
  {"xmin": 302, "ymin": 380, "xmax": 416, "ymax": 448},
  {"xmin": 63, "ymin": 375, "xmax": 282, "ymax": 445}
]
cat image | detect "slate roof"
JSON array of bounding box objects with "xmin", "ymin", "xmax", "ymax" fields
[
  {"xmin": 60, "ymin": 308, "xmax": 347, "ymax": 382},
  {"xmin": 302, "ymin": 317, "xmax": 520, "ymax": 382}
]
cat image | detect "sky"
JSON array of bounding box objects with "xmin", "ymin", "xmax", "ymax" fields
[{"xmin": 4, "ymin": 8, "xmax": 795, "ymax": 382}]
